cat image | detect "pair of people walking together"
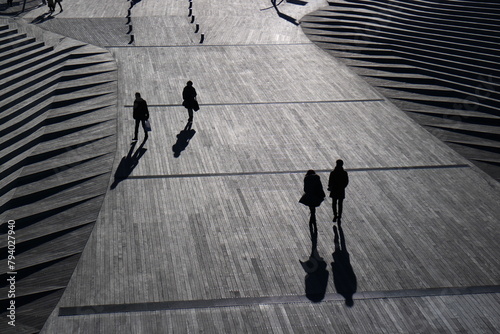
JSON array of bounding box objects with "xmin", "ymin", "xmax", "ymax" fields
[
  {"xmin": 300, "ymin": 160, "xmax": 349, "ymax": 223},
  {"xmin": 47, "ymin": 0, "xmax": 62, "ymax": 12},
  {"xmin": 132, "ymin": 81, "xmax": 199, "ymax": 141}
]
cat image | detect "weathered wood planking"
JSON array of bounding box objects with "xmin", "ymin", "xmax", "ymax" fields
[{"xmin": 32, "ymin": 0, "xmax": 500, "ymax": 332}]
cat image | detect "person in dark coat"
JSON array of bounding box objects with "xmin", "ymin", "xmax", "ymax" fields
[
  {"xmin": 300, "ymin": 170, "xmax": 326, "ymax": 234},
  {"xmin": 302, "ymin": 170, "xmax": 326, "ymax": 213},
  {"xmin": 133, "ymin": 92, "xmax": 149, "ymax": 141},
  {"xmin": 47, "ymin": 0, "xmax": 55, "ymax": 11},
  {"xmin": 328, "ymin": 159, "xmax": 349, "ymax": 222},
  {"xmin": 182, "ymin": 81, "xmax": 197, "ymax": 122}
]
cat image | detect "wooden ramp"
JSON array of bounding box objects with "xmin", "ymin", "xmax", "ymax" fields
[
  {"xmin": 301, "ymin": 0, "xmax": 500, "ymax": 181},
  {"xmin": 3, "ymin": 0, "xmax": 499, "ymax": 333},
  {"xmin": 0, "ymin": 17, "xmax": 117, "ymax": 334}
]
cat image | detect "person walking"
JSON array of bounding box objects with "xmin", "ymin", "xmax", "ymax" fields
[
  {"xmin": 47, "ymin": 0, "xmax": 55, "ymax": 11},
  {"xmin": 55, "ymin": 0, "xmax": 62, "ymax": 11},
  {"xmin": 299, "ymin": 170, "xmax": 326, "ymax": 235},
  {"xmin": 182, "ymin": 81, "xmax": 198, "ymax": 122},
  {"xmin": 132, "ymin": 92, "xmax": 149, "ymax": 141},
  {"xmin": 328, "ymin": 159, "xmax": 349, "ymax": 222}
]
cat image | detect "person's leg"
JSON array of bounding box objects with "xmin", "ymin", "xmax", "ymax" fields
[
  {"xmin": 332, "ymin": 199, "xmax": 338, "ymax": 222},
  {"xmin": 141, "ymin": 120, "xmax": 148, "ymax": 140},
  {"xmin": 133, "ymin": 119, "xmax": 139, "ymax": 140},
  {"xmin": 58, "ymin": 1, "xmax": 62, "ymax": 10},
  {"xmin": 338, "ymin": 198, "xmax": 344, "ymax": 220},
  {"xmin": 309, "ymin": 206, "xmax": 317, "ymax": 235},
  {"xmin": 188, "ymin": 108, "xmax": 193, "ymax": 121}
]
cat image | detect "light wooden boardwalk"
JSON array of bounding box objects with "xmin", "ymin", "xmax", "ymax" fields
[
  {"xmin": 300, "ymin": 0, "xmax": 500, "ymax": 181},
  {"xmin": 54, "ymin": 166, "xmax": 500, "ymax": 307},
  {"xmin": 11, "ymin": 0, "xmax": 499, "ymax": 333},
  {"xmin": 41, "ymin": 294, "xmax": 500, "ymax": 333},
  {"xmin": 0, "ymin": 17, "xmax": 118, "ymax": 334}
]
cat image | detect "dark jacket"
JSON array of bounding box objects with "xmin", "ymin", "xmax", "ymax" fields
[
  {"xmin": 133, "ymin": 97, "xmax": 149, "ymax": 120},
  {"xmin": 328, "ymin": 168, "xmax": 349, "ymax": 199},
  {"xmin": 182, "ymin": 85, "xmax": 197, "ymax": 109},
  {"xmin": 301, "ymin": 174, "xmax": 326, "ymax": 207},
  {"xmin": 183, "ymin": 85, "xmax": 197, "ymax": 101}
]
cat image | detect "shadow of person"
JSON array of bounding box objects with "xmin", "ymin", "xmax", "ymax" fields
[
  {"xmin": 270, "ymin": 0, "xmax": 299, "ymax": 25},
  {"xmin": 172, "ymin": 121, "xmax": 196, "ymax": 158},
  {"xmin": 300, "ymin": 210, "xmax": 329, "ymax": 302},
  {"xmin": 31, "ymin": 12, "xmax": 55, "ymax": 24},
  {"xmin": 110, "ymin": 139, "xmax": 147, "ymax": 189},
  {"xmin": 130, "ymin": 0, "xmax": 143, "ymax": 8},
  {"xmin": 332, "ymin": 223, "xmax": 357, "ymax": 306}
]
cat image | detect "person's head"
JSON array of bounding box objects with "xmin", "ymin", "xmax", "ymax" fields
[
  {"xmin": 187, "ymin": 81, "xmax": 193, "ymax": 86},
  {"xmin": 336, "ymin": 159, "xmax": 344, "ymax": 168},
  {"xmin": 135, "ymin": 92, "xmax": 141, "ymax": 99},
  {"xmin": 306, "ymin": 170, "xmax": 316, "ymax": 176}
]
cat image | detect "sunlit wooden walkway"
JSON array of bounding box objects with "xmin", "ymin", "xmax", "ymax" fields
[{"xmin": 14, "ymin": 0, "xmax": 500, "ymax": 332}]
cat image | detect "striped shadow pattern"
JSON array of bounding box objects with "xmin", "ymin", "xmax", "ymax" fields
[
  {"xmin": 0, "ymin": 18, "xmax": 117, "ymax": 334},
  {"xmin": 301, "ymin": 0, "xmax": 500, "ymax": 181}
]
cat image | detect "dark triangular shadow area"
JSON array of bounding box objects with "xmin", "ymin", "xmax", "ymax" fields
[
  {"xmin": 0, "ymin": 174, "xmax": 106, "ymax": 213},
  {"xmin": 0, "ymin": 136, "xmax": 111, "ymax": 191},
  {"xmin": 0, "ymin": 223, "xmax": 92, "ymax": 259},
  {"xmin": 0, "ymin": 196, "xmax": 100, "ymax": 233},
  {"xmin": 305, "ymin": 0, "xmax": 500, "ymax": 161},
  {"xmin": 331, "ymin": 223, "xmax": 357, "ymax": 306},
  {"xmin": 287, "ymin": 0, "xmax": 308, "ymax": 6},
  {"xmin": 110, "ymin": 140, "xmax": 147, "ymax": 189},
  {"xmin": 300, "ymin": 211, "xmax": 329, "ymax": 302},
  {"xmin": 172, "ymin": 121, "xmax": 196, "ymax": 158},
  {"xmin": 267, "ymin": 0, "xmax": 299, "ymax": 25},
  {"xmin": 30, "ymin": 12, "xmax": 56, "ymax": 24},
  {"xmin": 130, "ymin": 0, "xmax": 143, "ymax": 9},
  {"xmin": 0, "ymin": 154, "xmax": 107, "ymax": 198},
  {"xmin": 278, "ymin": 11, "xmax": 299, "ymax": 26},
  {"xmin": 0, "ymin": 94, "xmax": 52, "ymax": 125}
]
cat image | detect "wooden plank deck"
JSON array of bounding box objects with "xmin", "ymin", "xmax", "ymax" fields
[
  {"xmin": 45, "ymin": 294, "xmax": 500, "ymax": 333},
  {"xmin": 0, "ymin": 18, "xmax": 118, "ymax": 333},
  {"xmin": 51, "ymin": 166, "xmax": 500, "ymax": 307},
  {"xmin": 300, "ymin": 0, "xmax": 500, "ymax": 181},
  {"xmin": 10, "ymin": 0, "xmax": 499, "ymax": 333}
]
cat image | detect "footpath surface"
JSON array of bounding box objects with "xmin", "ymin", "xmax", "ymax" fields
[{"xmin": 17, "ymin": 0, "xmax": 500, "ymax": 333}]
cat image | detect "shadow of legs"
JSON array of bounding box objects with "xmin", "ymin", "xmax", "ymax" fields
[
  {"xmin": 300, "ymin": 206, "xmax": 329, "ymax": 302},
  {"xmin": 110, "ymin": 141, "xmax": 147, "ymax": 189},
  {"xmin": 332, "ymin": 225, "xmax": 357, "ymax": 306}
]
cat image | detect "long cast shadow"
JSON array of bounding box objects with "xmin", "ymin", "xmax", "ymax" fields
[
  {"xmin": 270, "ymin": 0, "xmax": 299, "ymax": 26},
  {"xmin": 30, "ymin": 12, "xmax": 55, "ymax": 24},
  {"xmin": 332, "ymin": 223, "xmax": 357, "ymax": 306},
  {"xmin": 300, "ymin": 211, "xmax": 329, "ymax": 302},
  {"xmin": 172, "ymin": 121, "xmax": 196, "ymax": 158},
  {"xmin": 110, "ymin": 140, "xmax": 147, "ymax": 189}
]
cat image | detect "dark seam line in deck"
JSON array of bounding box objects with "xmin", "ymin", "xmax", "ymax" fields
[
  {"xmin": 119, "ymin": 164, "xmax": 470, "ymax": 180},
  {"xmin": 106, "ymin": 42, "xmax": 314, "ymax": 49},
  {"xmin": 122, "ymin": 99, "xmax": 385, "ymax": 108},
  {"xmin": 58, "ymin": 285, "xmax": 500, "ymax": 316}
]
